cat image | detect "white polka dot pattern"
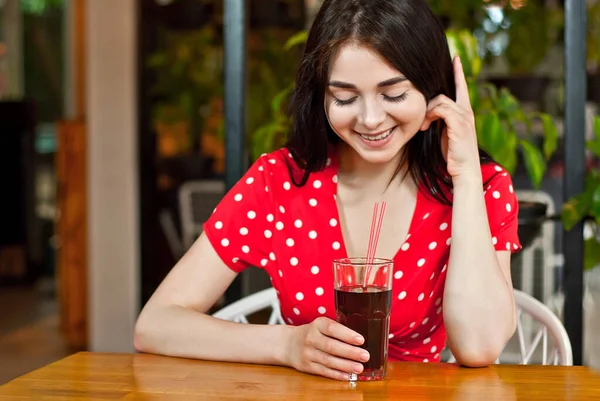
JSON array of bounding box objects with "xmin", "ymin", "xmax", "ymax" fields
[{"xmin": 202, "ymin": 151, "xmax": 521, "ymax": 364}]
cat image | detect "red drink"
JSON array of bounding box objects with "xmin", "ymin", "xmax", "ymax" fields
[{"xmin": 335, "ymin": 285, "xmax": 392, "ymax": 380}]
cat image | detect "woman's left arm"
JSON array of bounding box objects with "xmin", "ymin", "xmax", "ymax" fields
[
  {"xmin": 421, "ymin": 55, "xmax": 518, "ymax": 367},
  {"xmin": 444, "ymin": 176, "xmax": 517, "ymax": 367}
]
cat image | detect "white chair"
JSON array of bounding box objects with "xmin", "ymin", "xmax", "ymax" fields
[
  {"xmin": 212, "ymin": 287, "xmax": 285, "ymax": 324},
  {"xmin": 179, "ymin": 180, "xmax": 225, "ymax": 250},
  {"xmin": 445, "ymin": 289, "xmax": 572, "ymax": 366},
  {"xmin": 514, "ymin": 189, "xmax": 563, "ymax": 305},
  {"xmin": 512, "ymin": 289, "xmax": 572, "ymax": 366},
  {"xmin": 157, "ymin": 180, "xmax": 226, "ymax": 260},
  {"xmin": 212, "ymin": 288, "xmax": 572, "ymax": 366}
]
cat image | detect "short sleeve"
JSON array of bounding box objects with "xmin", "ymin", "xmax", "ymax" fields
[
  {"xmin": 483, "ymin": 166, "xmax": 522, "ymax": 253},
  {"xmin": 203, "ymin": 156, "xmax": 274, "ymax": 272}
]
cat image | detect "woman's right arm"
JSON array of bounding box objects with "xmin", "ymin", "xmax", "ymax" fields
[
  {"xmin": 133, "ymin": 232, "xmax": 368, "ymax": 379},
  {"xmin": 134, "ymin": 232, "xmax": 292, "ymax": 365}
]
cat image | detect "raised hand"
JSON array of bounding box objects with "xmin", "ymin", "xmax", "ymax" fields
[
  {"xmin": 284, "ymin": 317, "xmax": 369, "ymax": 381},
  {"xmin": 420, "ymin": 56, "xmax": 481, "ymax": 184}
]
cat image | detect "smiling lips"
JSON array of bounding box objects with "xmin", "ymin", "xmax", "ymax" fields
[{"xmin": 357, "ymin": 126, "xmax": 396, "ymax": 142}]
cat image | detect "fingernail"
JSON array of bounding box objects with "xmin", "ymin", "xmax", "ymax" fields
[
  {"xmin": 360, "ymin": 352, "xmax": 370, "ymax": 362},
  {"xmin": 355, "ymin": 336, "xmax": 364, "ymax": 344},
  {"xmin": 353, "ymin": 363, "xmax": 364, "ymax": 373}
]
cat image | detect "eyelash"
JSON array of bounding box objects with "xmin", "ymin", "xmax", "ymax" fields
[{"xmin": 333, "ymin": 92, "xmax": 409, "ymax": 107}]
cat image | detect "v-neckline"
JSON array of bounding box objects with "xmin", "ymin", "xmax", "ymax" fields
[{"xmin": 327, "ymin": 151, "xmax": 422, "ymax": 261}]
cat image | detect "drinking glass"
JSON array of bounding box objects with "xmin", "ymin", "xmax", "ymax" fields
[{"xmin": 333, "ymin": 257, "xmax": 394, "ymax": 381}]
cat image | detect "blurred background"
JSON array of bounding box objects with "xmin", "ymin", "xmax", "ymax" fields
[{"xmin": 0, "ymin": 0, "xmax": 599, "ymax": 384}]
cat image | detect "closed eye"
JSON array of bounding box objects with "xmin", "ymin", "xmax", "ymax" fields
[
  {"xmin": 333, "ymin": 97, "xmax": 357, "ymax": 106},
  {"xmin": 384, "ymin": 92, "xmax": 408, "ymax": 103},
  {"xmin": 333, "ymin": 92, "xmax": 408, "ymax": 107}
]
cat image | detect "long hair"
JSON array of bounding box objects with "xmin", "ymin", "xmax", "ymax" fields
[{"xmin": 284, "ymin": 0, "xmax": 492, "ymax": 205}]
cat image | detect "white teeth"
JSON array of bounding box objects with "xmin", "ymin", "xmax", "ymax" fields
[{"xmin": 360, "ymin": 127, "xmax": 395, "ymax": 141}]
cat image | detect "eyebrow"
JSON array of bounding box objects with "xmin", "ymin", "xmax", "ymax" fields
[{"xmin": 328, "ymin": 76, "xmax": 407, "ymax": 89}]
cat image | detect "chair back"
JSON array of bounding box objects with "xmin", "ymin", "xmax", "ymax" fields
[
  {"xmin": 179, "ymin": 180, "xmax": 225, "ymax": 250},
  {"xmin": 213, "ymin": 288, "xmax": 573, "ymax": 366}
]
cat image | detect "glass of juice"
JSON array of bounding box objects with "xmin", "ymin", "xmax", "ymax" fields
[{"xmin": 333, "ymin": 257, "xmax": 393, "ymax": 381}]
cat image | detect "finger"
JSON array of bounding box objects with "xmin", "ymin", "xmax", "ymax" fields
[
  {"xmin": 420, "ymin": 103, "xmax": 463, "ymax": 131},
  {"xmin": 421, "ymin": 95, "xmax": 464, "ymax": 131},
  {"xmin": 311, "ymin": 348, "xmax": 364, "ymax": 375},
  {"xmin": 454, "ymin": 56, "xmax": 472, "ymax": 111},
  {"xmin": 426, "ymin": 95, "xmax": 465, "ymax": 115},
  {"xmin": 309, "ymin": 362, "xmax": 351, "ymax": 381},
  {"xmin": 316, "ymin": 334, "xmax": 370, "ymax": 362},
  {"xmin": 315, "ymin": 317, "xmax": 364, "ymax": 346}
]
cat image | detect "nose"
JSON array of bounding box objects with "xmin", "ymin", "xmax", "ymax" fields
[{"xmin": 357, "ymin": 98, "xmax": 386, "ymax": 131}]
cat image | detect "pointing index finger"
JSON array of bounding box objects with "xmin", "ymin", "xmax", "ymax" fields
[{"xmin": 454, "ymin": 56, "xmax": 472, "ymax": 111}]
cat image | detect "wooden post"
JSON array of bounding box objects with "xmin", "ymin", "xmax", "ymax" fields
[
  {"xmin": 55, "ymin": 0, "xmax": 87, "ymax": 349},
  {"xmin": 55, "ymin": 120, "xmax": 87, "ymax": 349}
]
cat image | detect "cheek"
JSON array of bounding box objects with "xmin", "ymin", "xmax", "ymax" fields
[
  {"xmin": 389, "ymin": 98, "xmax": 427, "ymax": 127},
  {"xmin": 325, "ymin": 103, "xmax": 356, "ymax": 132}
]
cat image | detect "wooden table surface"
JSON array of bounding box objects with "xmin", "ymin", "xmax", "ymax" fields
[{"xmin": 1, "ymin": 352, "xmax": 600, "ymax": 400}]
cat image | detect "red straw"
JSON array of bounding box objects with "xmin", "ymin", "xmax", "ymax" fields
[
  {"xmin": 364, "ymin": 201, "xmax": 386, "ymax": 286},
  {"xmin": 366, "ymin": 203, "xmax": 379, "ymax": 262}
]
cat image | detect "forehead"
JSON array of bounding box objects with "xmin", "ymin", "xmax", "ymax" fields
[{"xmin": 328, "ymin": 41, "xmax": 402, "ymax": 82}]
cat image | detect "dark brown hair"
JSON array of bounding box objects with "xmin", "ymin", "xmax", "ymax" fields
[{"xmin": 285, "ymin": 0, "xmax": 492, "ymax": 204}]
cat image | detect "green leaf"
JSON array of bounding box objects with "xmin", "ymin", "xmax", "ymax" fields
[
  {"xmin": 519, "ymin": 139, "xmax": 546, "ymax": 189},
  {"xmin": 446, "ymin": 29, "xmax": 481, "ymax": 78},
  {"xmin": 561, "ymin": 171, "xmax": 600, "ymax": 229},
  {"xmin": 446, "ymin": 31, "xmax": 460, "ymax": 58},
  {"xmin": 496, "ymin": 88, "xmax": 520, "ymax": 117},
  {"xmin": 561, "ymin": 194, "xmax": 590, "ymax": 230},
  {"xmin": 588, "ymin": 116, "xmax": 600, "ymax": 158},
  {"xmin": 458, "ymin": 30, "xmax": 481, "ymax": 77},
  {"xmin": 586, "ymin": 139, "xmax": 600, "ymax": 159},
  {"xmin": 584, "ymin": 238, "xmax": 600, "ymax": 271},
  {"xmin": 476, "ymin": 112, "xmax": 507, "ymax": 159},
  {"xmin": 446, "ymin": 31, "xmax": 470, "ymax": 77},
  {"xmin": 495, "ymin": 130, "xmax": 518, "ymax": 175},
  {"xmin": 467, "ymin": 78, "xmax": 481, "ymax": 107},
  {"xmin": 539, "ymin": 113, "xmax": 558, "ymax": 160},
  {"xmin": 480, "ymin": 82, "xmax": 499, "ymax": 103},
  {"xmin": 592, "ymin": 185, "xmax": 600, "ymax": 221},
  {"xmin": 271, "ymin": 85, "xmax": 293, "ymax": 115},
  {"xmin": 475, "ymin": 113, "xmax": 487, "ymax": 147},
  {"xmin": 284, "ymin": 31, "xmax": 308, "ymax": 50}
]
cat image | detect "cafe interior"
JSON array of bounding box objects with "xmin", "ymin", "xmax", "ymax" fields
[{"xmin": 0, "ymin": 0, "xmax": 600, "ymax": 398}]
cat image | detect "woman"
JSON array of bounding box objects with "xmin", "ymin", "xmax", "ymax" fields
[{"xmin": 134, "ymin": 0, "xmax": 520, "ymax": 381}]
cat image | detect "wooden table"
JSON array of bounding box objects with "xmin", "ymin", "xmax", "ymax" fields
[{"xmin": 1, "ymin": 352, "xmax": 600, "ymax": 400}]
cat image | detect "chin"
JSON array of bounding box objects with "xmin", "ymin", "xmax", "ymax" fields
[{"xmin": 357, "ymin": 149, "xmax": 400, "ymax": 165}]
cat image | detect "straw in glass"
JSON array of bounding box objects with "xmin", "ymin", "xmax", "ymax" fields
[{"xmin": 364, "ymin": 201, "xmax": 386, "ymax": 287}]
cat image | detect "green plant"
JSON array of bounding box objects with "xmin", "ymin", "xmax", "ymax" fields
[
  {"xmin": 447, "ymin": 29, "xmax": 558, "ymax": 189},
  {"xmin": 147, "ymin": 25, "xmax": 224, "ymax": 152},
  {"xmin": 429, "ymin": 0, "xmax": 562, "ymax": 75},
  {"xmin": 148, "ymin": 24, "xmax": 303, "ymax": 160},
  {"xmin": 21, "ymin": 0, "xmax": 64, "ymax": 14},
  {"xmin": 587, "ymin": 1, "xmax": 600, "ymax": 73},
  {"xmin": 249, "ymin": 31, "xmax": 307, "ymax": 160},
  {"xmin": 562, "ymin": 116, "xmax": 600, "ymax": 271}
]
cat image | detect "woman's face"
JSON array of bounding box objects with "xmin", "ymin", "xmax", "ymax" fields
[{"xmin": 325, "ymin": 42, "xmax": 428, "ymax": 165}]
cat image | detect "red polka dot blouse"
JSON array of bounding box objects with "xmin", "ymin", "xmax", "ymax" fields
[{"xmin": 204, "ymin": 148, "xmax": 521, "ymax": 363}]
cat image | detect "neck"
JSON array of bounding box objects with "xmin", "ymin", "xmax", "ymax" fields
[{"xmin": 337, "ymin": 144, "xmax": 407, "ymax": 193}]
